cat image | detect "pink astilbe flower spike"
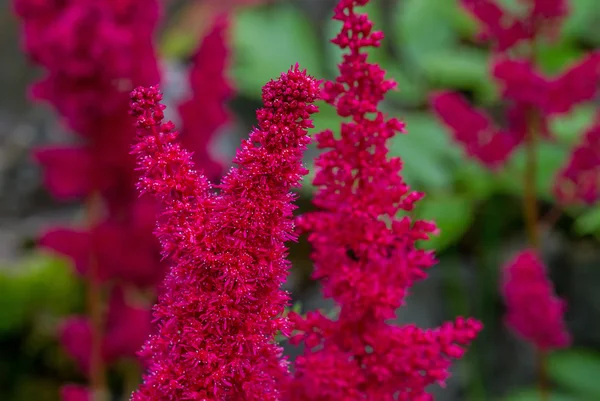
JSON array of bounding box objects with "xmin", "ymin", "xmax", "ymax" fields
[
  {"xmin": 436, "ymin": 1, "xmax": 599, "ymax": 171},
  {"xmin": 59, "ymin": 286, "xmax": 152, "ymax": 372},
  {"xmin": 544, "ymin": 51, "xmax": 600, "ymax": 115},
  {"xmin": 460, "ymin": 0, "xmax": 531, "ymax": 51},
  {"xmin": 287, "ymin": 1, "xmax": 482, "ymax": 400},
  {"xmin": 178, "ymin": 13, "xmax": 233, "ymax": 180},
  {"xmin": 430, "ymin": 91, "xmax": 521, "ymax": 168},
  {"xmin": 502, "ymin": 250, "xmax": 571, "ymax": 350},
  {"xmin": 554, "ymin": 114, "xmax": 600, "ymax": 204},
  {"xmin": 129, "ymin": 65, "xmax": 319, "ymax": 400}
]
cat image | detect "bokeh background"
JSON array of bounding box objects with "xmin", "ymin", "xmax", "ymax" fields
[{"xmin": 1, "ymin": 0, "xmax": 600, "ymax": 400}]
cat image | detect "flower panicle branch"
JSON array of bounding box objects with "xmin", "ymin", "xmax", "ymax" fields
[
  {"xmin": 502, "ymin": 250, "xmax": 571, "ymax": 351},
  {"xmin": 129, "ymin": 64, "xmax": 320, "ymax": 400},
  {"xmin": 179, "ymin": 13, "xmax": 234, "ymax": 180},
  {"xmin": 287, "ymin": 1, "xmax": 482, "ymax": 400},
  {"xmin": 432, "ymin": 0, "xmax": 600, "ymax": 172}
]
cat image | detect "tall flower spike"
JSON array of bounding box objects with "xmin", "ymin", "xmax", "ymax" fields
[
  {"xmin": 554, "ymin": 114, "xmax": 600, "ymax": 205},
  {"xmin": 288, "ymin": 1, "xmax": 482, "ymax": 400},
  {"xmin": 502, "ymin": 250, "xmax": 571, "ymax": 350},
  {"xmin": 431, "ymin": 91, "xmax": 521, "ymax": 168},
  {"xmin": 178, "ymin": 13, "xmax": 233, "ymax": 180},
  {"xmin": 130, "ymin": 64, "xmax": 319, "ymax": 400}
]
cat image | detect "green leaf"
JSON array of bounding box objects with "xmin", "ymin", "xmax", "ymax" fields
[
  {"xmin": 391, "ymin": 112, "xmax": 461, "ymax": 190},
  {"xmin": 231, "ymin": 4, "xmax": 324, "ymax": 98},
  {"xmin": 449, "ymin": 3, "xmax": 479, "ymax": 38},
  {"xmin": 454, "ymin": 162, "xmax": 497, "ymax": 201},
  {"xmin": 161, "ymin": 31, "xmax": 199, "ymax": 60},
  {"xmin": 502, "ymin": 388, "xmax": 578, "ymax": 401},
  {"xmin": 394, "ymin": 0, "xmax": 457, "ymax": 61},
  {"xmin": 415, "ymin": 193, "xmax": 473, "ymax": 251},
  {"xmin": 0, "ymin": 252, "xmax": 79, "ymax": 334},
  {"xmin": 537, "ymin": 41, "xmax": 585, "ymax": 76},
  {"xmin": 573, "ymin": 206, "xmax": 600, "ymax": 236},
  {"xmin": 548, "ymin": 349, "xmax": 600, "ymax": 398},
  {"xmin": 377, "ymin": 56, "xmax": 430, "ymax": 107},
  {"xmin": 562, "ymin": 0, "xmax": 600, "ymax": 45},
  {"xmin": 419, "ymin": 48, "xmax": 498, "ymax": 104},
  {"xmin": 496, "ymin": 143, "xmax": 567, "ymax": 201},
  {"xmin": 550, "ymin": 105, "xmax": 596, "ymax": 146}
]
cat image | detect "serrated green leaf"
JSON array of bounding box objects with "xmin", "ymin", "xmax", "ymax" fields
[
  {"xmin": 231, "ymin": 4, "xmax": 324, "ymax": 98},
  {"xmin": 548, "ymin": 349, "xmax": 600, "ymax": 398}
]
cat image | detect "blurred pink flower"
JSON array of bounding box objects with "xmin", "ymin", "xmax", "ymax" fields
[{"xmin": 502, "ymin": 250, "xmax": 571, "ymax": 350}]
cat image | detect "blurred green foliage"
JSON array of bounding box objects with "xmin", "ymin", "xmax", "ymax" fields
[
  {"xmin": 502, "ymin": 350, "xmax": 600, "ymax": 400},
  {"xmin": 0, "ymin": 252, "xmax": 81, "ymax": 334},
  {"xmin": 0, "ymin": 252, "xmax": 82, "ymax": 400}
]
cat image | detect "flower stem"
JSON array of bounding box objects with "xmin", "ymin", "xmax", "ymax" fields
[
  {"xmin": 522, "ymin": 28, "xmax": 548, "ymax": 401},
  {"xmin": 524, "ymin": 106, "xmax": 549, "ymax": 401},
  {"xmin": 523, "ymin": 109, "xmax": 540, "ymax": 249},
  {"xmin": 86, "ymin": 193, "xmax": 107, "ymax": 401}
]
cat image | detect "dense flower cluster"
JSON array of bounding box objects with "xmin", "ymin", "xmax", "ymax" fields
[
  {"xmin": 286, "ymin": 1, "xmax": 482, "ymax": 399},
  {"xmin": 129, "ymin": 65, "xmax": 319, "ymax": 400},
  {"xmin": 14, "ymin": 1, "xmax": 234, "ymax": 397},
  {"xmin": 14, "ymin": 1, "xmax": 162, "ymax": 395},
  {"xmin": 178, "ymin": 14, "xmax": 233, "ymax": 180},
  {"xmin": 460, "ymin": 0, "xmax": 568, "ymax": 51},
  {"xmin": 502, "ymin": 250, "xmax": 571, "ymax": 350},
  {"xmin": 432, "ymin": 0, "xmax": 600, "ymax": 176},
  {"xmin": 60, "ymin": 286, "xmax": 152, "ymax": 371},
  {"xmin": 431, "ymin": 91, "xmax": 520, "ymax": 168},
  {"xmin": 554, "ymin": 114, "xmax": 600, "ymax": 204}
]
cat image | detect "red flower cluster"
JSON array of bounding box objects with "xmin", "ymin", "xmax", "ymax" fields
[
  {"xmin": 554, "ymin": 114, "xmax": 600, "ymax": 204},
  {"xmin": 60, "ymin": 286, "xmax": 152, "ymax": 371},
  {"xmin": 502, "ymin": 250, "xmax": 571, "ymax": 350},
  {"xmin": 14, "ymin": 1, "xmax": 162, "ymax": 394},
  {"xmin": 287, "ymin": 1, "xmax": 482, "ymax": 399},
  {"xmin": 431, "ymin": 91, "xmax": 521, "ymax": 168},
  {"xmin": 178, "ymin": 14, "xmax": 233, "ymax": 180},
  {"xmin": 129, "ymin": 65, "xmax": 319, "ymax": 400},
  {"xmin": 432, "ymin": 0, "xmax": 600, "ymax": 202},
  {"xmin": 461, "ymin": 0, "xmax": 568, "ymax": 51},
  {"xmin": 14, "ymin": 1, "xmax": 234, "ymax": 397},
  {"xmin": 493, "ymin": 53, "xmax": 600, "ymax": 116}
]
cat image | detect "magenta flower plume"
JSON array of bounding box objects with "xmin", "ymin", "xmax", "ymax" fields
[
  {"xmin": 433, "ymin": 1, "xmax": 600, "ymax": 171},
  {"xmin": 178, "ymin": 13, "xmax": 234, "ymax": 180},
  {"xmin": 554, "ymin": 113, "xmax": 600, "ymax": 205},
  {"xmin": 430, "ymin": 91, "xmax": 520, "ymax": 169},
  {"xmin": 502, "ymin": 250, "xmax": 571, "ymax": 350},
  {"xmin": 287, "ymin": 1, "xmax": 482, "ymax": 399},
  {"xmin": 460, "ymin": 0, "xmax": 568, "ymax": 51},
  {"xmin": 129, "ymin": 65, "xmax": 319, "ymax": 400}
]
